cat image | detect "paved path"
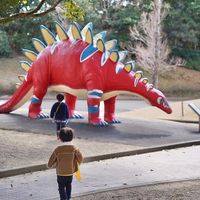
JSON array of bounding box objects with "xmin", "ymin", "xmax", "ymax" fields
[
  {"xmin": 0, "ymin": 99, "xmax": 200, "ymax": 148},
  {"xmin": 0, "ymin": 145, "xmax": 200, "ymax": 200}
]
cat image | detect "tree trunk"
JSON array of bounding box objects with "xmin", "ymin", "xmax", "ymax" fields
[
  {"xmin": 153, "ymin": 0, "xmax": 161, "ymax": 89},
  {"xmin": 152, "ymin": 69, "xmax": 159, "ymax": 89}
]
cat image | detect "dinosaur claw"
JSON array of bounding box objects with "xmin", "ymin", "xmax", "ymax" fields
[
  {"xmin": 71, "ymin": 112, "xmax": 84, "ymax": 119},
  {"xmin": 37, "ymin": 113, "xmax": 49, "ymax": 119},
  {"xmin": 112, "ymin": 119, "xmax": 121, "ymax": 123},
  {"xmin": 93, "ymin": 121, "xmax": 108, "ymax": 126},
  {"xmin": 105, "ymin": 118, "xmax": 121, "ymax": 124}
]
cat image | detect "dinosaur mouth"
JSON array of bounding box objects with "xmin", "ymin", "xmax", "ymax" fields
[{"xmin": 157, "ymin": 96, "xmax": 172, "ymax": 114}]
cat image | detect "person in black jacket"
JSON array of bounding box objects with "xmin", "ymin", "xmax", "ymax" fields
[{"xmin": 50, "ymin": 94, "xmax": 69, "ymax": 138}]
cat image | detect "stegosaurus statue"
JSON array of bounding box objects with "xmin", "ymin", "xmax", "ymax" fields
[{"xmin": 0, "ymin": 22, "xmax": 172, "ymax": 125}]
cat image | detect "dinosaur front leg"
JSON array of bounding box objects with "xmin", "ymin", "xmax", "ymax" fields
[
  {"xmin": 65, "ymin": 93, "xmax": 83, "ymax": 119},
  {"xmin": 104, "ymin": 96, "xmax": 121, "ymax": 123},
  {"xmin": 87, "ymin": 90, "xmax": 108, "ymax": 126},
  {"xmin": 28, "ymin": 86, "xmax": 48, "ymax": 119}
]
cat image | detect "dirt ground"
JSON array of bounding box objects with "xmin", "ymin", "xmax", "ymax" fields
[
  {"xmin": 0, "ymin": 129, "xmax": 137, "ymax": 170},
  {"xmin": 73, "ymin": 179, "xmax": 200, "ymax": 200}
]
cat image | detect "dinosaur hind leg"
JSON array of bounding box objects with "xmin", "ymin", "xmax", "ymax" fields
[
  {"xmin": 65, "ymin": 93, "xmax": 83, "ymax": 119},
  {"xmin": 104, "ymin": 96, "xmax": 121, "ymax": 123}
]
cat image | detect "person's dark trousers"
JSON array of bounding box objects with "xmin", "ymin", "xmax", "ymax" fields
[
  {"xmin": 56, "ymin": 122, "xmax": 66, "ymax": 132},
  {"xmin": 57, "ymin": 175, "xmax": 73, "ymax": 200}
]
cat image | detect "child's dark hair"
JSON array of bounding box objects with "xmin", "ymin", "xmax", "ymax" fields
[
  {"xmin": 56, "ymin": 94, "xmax": 64, "ymax": 102},
  {"xmin": 59, "ymin": 127, "xmax": 74, "ymax": 142}
]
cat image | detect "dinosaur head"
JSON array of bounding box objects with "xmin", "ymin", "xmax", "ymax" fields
[{"xmin": 144, "ymin": 87, "xmax": 172, "ymax": 114}]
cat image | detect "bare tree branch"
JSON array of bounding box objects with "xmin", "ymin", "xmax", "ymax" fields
[
  {"xmin": 129, "ymin": 0, "xmax": 178, "ymax": 88},
  {"xmin": 34, "ymin": 0, "xmax": 63, "ymax": 17},
  {"xmin": 0, "ymin": 0, "xmax": 63, "ymax": 24}
]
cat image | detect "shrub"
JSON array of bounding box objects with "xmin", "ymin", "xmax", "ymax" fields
[
  {"xmin": 172, "ymin": 47, "xmax": 200, "ymax": 71},
  {"xmin": 0, "ymin": 30, "xmax": 11, "ymax": 57}
]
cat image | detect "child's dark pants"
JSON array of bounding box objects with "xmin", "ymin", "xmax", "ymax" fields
[{"xmin": 57, "ymin": 175, "xmax": 73, "ymax": 200}]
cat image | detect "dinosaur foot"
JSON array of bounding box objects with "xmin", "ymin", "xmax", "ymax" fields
[
  {"xmin": 106, "ymin": 118, "xmax": 121, "ymax": 124},
  {"xmin": 89, "ymin": 119, "xmax": 108, "ymax": 126},
  {"xmin": 29, "ymin": 112, "xmax": 49, "ymax": 119},
  {"xmin": 71, "ymin": 111, "xmax": 84, "ymax": 119}
]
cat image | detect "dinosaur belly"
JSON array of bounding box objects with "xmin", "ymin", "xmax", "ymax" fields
[{"xmin": 48, "ymin": 85, "xmax": 143, "ymax": 101}]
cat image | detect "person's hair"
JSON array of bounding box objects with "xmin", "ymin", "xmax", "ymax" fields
[
  {"xmin": 56, "ymin": 93, "xmax": 64, "ymax": 102},
  {"xmin": 59, "ymin": 127, "xmax": 74, "ymax": 142}
]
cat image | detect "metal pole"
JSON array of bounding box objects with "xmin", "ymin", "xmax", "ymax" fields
[
  {"xmin": 181, "ymin": 100, "xmax": 184, "ymax": 117},
  {"xmin": 199, "ymin": 116, "xmax": 200, "ymax": 133}
]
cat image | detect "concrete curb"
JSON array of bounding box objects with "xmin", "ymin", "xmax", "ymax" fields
[
  {"xmin": 166, "ymin": 119, "xmax": 199, "ymax": 124},
  {"xmin": 71, "ymin": 178, "xmax": 200, "ymax": 199},
  {"xmin": 1, "ymin": 140, "xmax": 200, "ymax": 179}
]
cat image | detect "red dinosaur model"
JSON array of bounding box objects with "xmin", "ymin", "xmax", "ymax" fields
[{"xmin": 0, "ymin": 22, "xmax": 172, "ymax": 125}]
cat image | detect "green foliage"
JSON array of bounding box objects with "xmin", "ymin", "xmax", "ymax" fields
[
  {"xmin": 107, "ymin": 5, "xmax": 139, "ymax": 42},
  {"xmin": 187, "ymin": 59, "xmax": 200, "ymax": 71},
  {"xmin": 0, "ymin": 0, "xmax": 27, "ymax": 17},
  {"xmin": 75, "ymin": 0, "xmax": 103, "ymax": 30},
  {"xmin": 63, "ymin": 0, "xmax": 85, "ymax": 22},
  {"xmin": 172, "ymin": 47, "xmax": 200, "ymax": 71},
  {"xmin": 163, "ymin": 0, "xmax": 200, "ymax": 70},
  {"xmin": 77, "ymin": 0, "xmax": 141, "ymax": 43},
  {"xmin": 164, "ymin": 1, "xmax": 200, "ymax": 49},
  {"xmin": 0, "ymin": 30, "xmax": 11, "ymax": 57},
  {"xmin": 4, "ymin": 15, "xmax": 53, "ymax": 52}
]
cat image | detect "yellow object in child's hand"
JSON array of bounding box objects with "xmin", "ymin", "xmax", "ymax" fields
[{"xmin": 75, "ymin": 163, "xmax": 81, "ymax": 181}]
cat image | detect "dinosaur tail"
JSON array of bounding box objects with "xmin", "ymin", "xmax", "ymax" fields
[{"xmin": 0, "ymin": 81, "xmax": 33, "ymax": 113}]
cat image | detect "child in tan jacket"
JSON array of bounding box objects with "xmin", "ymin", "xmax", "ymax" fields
[{"xmin": 48, "ymin": 127, "xmax": 83, "ymax": 200}]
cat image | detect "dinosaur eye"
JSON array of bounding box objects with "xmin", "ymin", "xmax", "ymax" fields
[
  {"xmin": 163, "ymin": 100, "xmax": 169, "ymax": 108},
  {"xmin": 157, "ymin": 97, "xmax": 163, "ymax": 105}
]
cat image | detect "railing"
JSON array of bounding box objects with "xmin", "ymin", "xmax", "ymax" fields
[{"xmin": 188, "ymin": 103, "xmax": 200, "ymax": 133}]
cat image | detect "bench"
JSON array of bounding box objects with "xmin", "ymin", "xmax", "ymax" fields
[{"xmin": 188, "ymin": 103, "xmax": 200, "ymax": 132}]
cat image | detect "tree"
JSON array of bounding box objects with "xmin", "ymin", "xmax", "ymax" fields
[
  {"xmin": 0, "ymin": 0, "xmax": 84, "ymax": 24},
  {"xmin": 164, "ymin": 0, "xmax": 200, "ymax": 70},
  {"xmin": 130, "ymin": 0, "xmax": 175, "ymax": 88},
  {"xmin": 64, "ymin": 0, "xmax": 145, "ymax": 49}
]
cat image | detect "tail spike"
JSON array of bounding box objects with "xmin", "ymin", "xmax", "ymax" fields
[
  {"xmin": 105, "ymin": 39, "xmax": 117, "ymax": 51},
  {"xmin": 93, "ymin": 31, "xmax": 107, "ymax": 45},
  {"xmin": 85, "ymin": 28, "xmax": 93, "ymax": 44},
  {"xmin": 141, "ymin": 78, "xmax": 148, "ymax": 84},
  {"xmin": 118, "ymin": 51, "xmax": 127, "ymax": 62},
  {"xmin": 146, "ymin": 83, "xmax": 153, "ymax": 91},
  {"xmin": 134, "ymin": 71, "xmax": 143, "ymax": 87},
  {"xmin": 135, "ymin": 71, "xmax": 143, "ymax": 79},
  {"xmin": 81, "ymin": 22, "xmax": 93, "ymax": 39},
  {"xmin": 110, "ymin": 51, "xmax": 119, "ymax": 62},
  {"xmin": 55, "ymin": 22, "xmax": 69, "ymax": 41},
  {"xmin": 124, "ymin": 61, "xmax": 134, "ymax": 72},
  {"xmin": 16, "ymin": 83, "xmax": 21, "ymax": 89},
  {"xmin": 19, "ymin": 61, "xmax": 31, "ymax": 72},
  {"xmin": 32, "ymin": 38, "xmax": 46, "ymax": 53},
  {"xmin": 97, "ymin": 39, "xmax": 105, "ymax": 52},
  {"xmin": 40, "ymin": 25, "xmax": 56, "ymax": 45},
  {"xmin": 18, "ymin": 75, "xmax": 26, "ymax": 82},
  {"xmin": 22, "ymin": 49, "xmax": 37, "ymax": 62},
  {"xmin": 71, "ymin": 22, "xmax": 82, "ymax": 40}
]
